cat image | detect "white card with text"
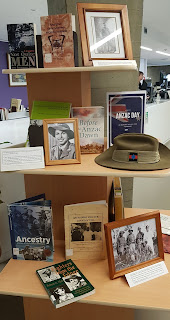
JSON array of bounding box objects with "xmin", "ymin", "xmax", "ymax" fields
[
  {"xmin": 0, "ymin": 147, "xmax": 45, "ymax": 171},
  {"xmin": 125, "ymin": 261, "xmax": 168, "ymax": 287}
]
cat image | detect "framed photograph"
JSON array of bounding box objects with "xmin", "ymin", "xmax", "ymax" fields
[
  {"xmin": 77, "ymin": 3, "xmax": 133, "ymax": 66},
  {"xmin": 104, "ymin": 211, "xmax": 164, "ymax": 279},
  {"xmin": 43, "ymin": 118, "xmax": 81, "ymax": 165},
  {"xmin": 7, "ymin": 54, "xmax": 27, "ymax": 86}
]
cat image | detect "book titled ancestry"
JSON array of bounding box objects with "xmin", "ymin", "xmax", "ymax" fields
[
  {"xmin": 36, "ymin": 259, "xmax": 95, "ymax": 308},
  {"xmin": 8, "ymin": 194, "xmax": 54, "ymax": 261}
]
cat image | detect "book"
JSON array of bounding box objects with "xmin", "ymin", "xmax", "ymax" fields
[
  {"xmin": 7, "ymin": 23, "xmax": 38, "ymax": 69},
  {"xmin": 28, "ymin": 101, "xmax": 71, "ymax": 148},
  {"xmin": 40, "ymin": 14, "xmax": 74, "ymax": 68},
  {"xmin": 31, "ymin": 100, "xmax": 71, "ymax": 120},
  {"xmin": 64, "ymin": 201, "xmax": 108, "ymax": 260},
  {"xmin": 71, "ymin": 107, "xmax": 104, "ymax": 154},
  {"xmin": 162, "ymin": 234, "xmax": 170, "ymax": 254},
  {"xmin": 108, "ymin": 178, "xmax": 124, "ymax": 222},
  {"xmin": 107, "ymin": 92, "xmax": 146, "ymax": 147},
  {"xmin": 8, "ymin": 194, "xmax": 54, "ymax": 261},
  {"xmin": 113, "ymin": 178, "xmax": 124, "ymax": 221},
  {"xmin": 36, "ymin": 259, "xmax": 95, "ymax": 308}
]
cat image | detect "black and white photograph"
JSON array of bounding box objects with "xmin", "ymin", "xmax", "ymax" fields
[
  {"xmin": 49, "ymin": 284, "xmax": 74, "ymax": 304},
  {"xmin": 48, "ymin": 122, "xmax": 76, "ymax": 161},
  {"xmin": 7, "ymin": 23, "xmax": 35, "ymax": 52},
  {"xmin": 71, "ymin": 222, "xmax": 102, "ymax": 242},
  {"xmin": 63, "ymin": 272, "xmax": 87, "ymax": 291},
  {"xmin": 20, "ymin": 246, "xmax": 48, "ymax": 261},
  {"xmin": 93, "ymin": 17, "xmax": 117, "ymax": 54},
  {"xmin": 43, "ymin": 118, "xmax": 81, "ymax": 165},
  {"xmin": 85, "ymin": 11, "xmax": 125, "ymax": 59},
  {"xmin": 111, "ymin": 218, "xmax": 159, "ymax": 272},
  {"xmin": 37, "ymin": 266, "xmax": 61, "ymax": 283}
]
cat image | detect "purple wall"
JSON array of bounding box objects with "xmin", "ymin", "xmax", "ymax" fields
[{"xmin": 0, "ymin": 41, "xmax": 28, "ymax": 109}]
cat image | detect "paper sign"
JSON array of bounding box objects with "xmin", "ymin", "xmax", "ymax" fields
[
  {"xmin": 160, "ymin": 213, "xmax": 170, "ymax": 235},
  {"xmin": 0, "ymin": 147, "xmax": 45, "ymax": 171},
  {"xmin": 125, "ymin": 261, "xmax": 168, "ymax": 287}
]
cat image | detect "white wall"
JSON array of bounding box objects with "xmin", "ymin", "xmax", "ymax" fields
[{"xmin": 0, "ymin": 0, "xmax": 48, "ymax": 41}]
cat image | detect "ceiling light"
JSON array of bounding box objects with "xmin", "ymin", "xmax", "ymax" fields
[
  {"xmin": 156, "ymin": 51, "xmax": 170, "ymax": 57},
  {"xmin": 140, "ymin": 46, "xmax": 152, "ymax": 51}
]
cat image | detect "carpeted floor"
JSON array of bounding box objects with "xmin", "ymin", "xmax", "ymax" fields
[{"xmin": 0, "ymin": 261, "xmax": 25, "ymax": 320}]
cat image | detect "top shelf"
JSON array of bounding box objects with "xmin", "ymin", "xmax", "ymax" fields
[{"xmin": 2, "ymin": 60, "xmax": 137, "ymax": 74}]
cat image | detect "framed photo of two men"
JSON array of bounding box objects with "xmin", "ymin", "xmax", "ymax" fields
[
  {"xmin": 43, "ymin": 118, "xmax": 81, "ymax": 165},
  {"xmin": 104, "ymin": 211, "xmax": 164, "ymax": 279},
  {"xmin": 77, "ymin": 3, "xmax": 133, "ymax": 66}
]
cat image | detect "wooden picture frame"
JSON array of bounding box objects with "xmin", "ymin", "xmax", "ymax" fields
[
  {"xmin": 43, "ymin": 118, "xmax": 81, "ymax": 166},
  {"xmin": 77, "ymin": 3, "xmax": 133, "ymax": 66},
  {"xmin": 7, "ymin": 54, "xmax": 27, "ymax": 86},
  {"xmin": 104, "ymin": 211, "xmax": 164, "ymax": 279}
]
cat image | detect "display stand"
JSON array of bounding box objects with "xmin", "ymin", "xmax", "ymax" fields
[{"xmin": 3, "ymin": 64, "xmax": 170, "ymax": 319}]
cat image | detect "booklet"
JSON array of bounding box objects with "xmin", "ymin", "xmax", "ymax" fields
[
  {"xmin": 36, "ymin": 259, "xmax": 95, "ymax": 308},
  {"xmin": 8, "ymin": 194, "xmax": 54, "ymax": 261},
  {"xmin": 64, "ymin": 201, "xmax": 108, "ymax": 260}
]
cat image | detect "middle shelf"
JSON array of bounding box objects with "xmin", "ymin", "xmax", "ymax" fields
[{"xmin": 16, "ymin": 153, "xmax": 170, "ymax": 178}]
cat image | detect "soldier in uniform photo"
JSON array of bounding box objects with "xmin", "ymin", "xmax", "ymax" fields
[
  {"xmin": 48, "ymin": 123, "xmax": 76, "ymax": 160},
  {"xmin": 117, "ymin": 231, "xmax": 126, "ymax": 258},
  {"xmin": 126, "ymin": 229, "xmax": 136, "ymax": 254}
]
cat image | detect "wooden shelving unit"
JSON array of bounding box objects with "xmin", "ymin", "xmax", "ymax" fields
[{"xmin": 2, "ymin": 62, "xmax": 169, "ymax": 319}]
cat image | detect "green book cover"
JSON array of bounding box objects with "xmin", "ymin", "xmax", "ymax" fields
[
  {"xmin": 36, "ymin": 259, "xmax": 95, "ymax": 308},
  {"xmin": 31, "ymin": 101, "xmax": 71, "ymax": 120}
]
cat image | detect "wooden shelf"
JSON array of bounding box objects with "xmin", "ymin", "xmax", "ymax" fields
[
  {"xmin": 0, "ymin": 208, "xmax": 170, "ymax": 310},
  {"xmin": 2, "ymin": 61, "xmax": 137, "ymax": 74},
  {"xmin": 12, "ymin": 153, "xmax": 170, "ymax": 178}
]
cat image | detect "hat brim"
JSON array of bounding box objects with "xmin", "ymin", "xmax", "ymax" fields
[
  {"xmin": 48, "ymin": 126, "xmax": 74, "ymax": 139},
  {"xmin": 95, "ymin": 142, "xmax": 170, "ymax": 171}
]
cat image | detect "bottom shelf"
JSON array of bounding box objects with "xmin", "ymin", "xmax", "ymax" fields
[{"xmin": 0, "ymin": 208, "xmax": 170, "ymax": 310}]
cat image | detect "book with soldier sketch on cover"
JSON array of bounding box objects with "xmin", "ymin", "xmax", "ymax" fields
[
  {"xmin": 40, "ymin": 14, "xmax": 74, "ymax": 68},
  {"xmin": 36, "ymin": 259, "xmax": 95, "ymax": 309},
  {"xmin": 64, "ymin": 201, "xmax": 108, "ymax": 260},
  {"xmin": 71, "ymin": 107, "xmax": 104, "ymax": 154},
  {"xmin": 8, "ymin": 194, "xmax": 54, "ymax": 261}
]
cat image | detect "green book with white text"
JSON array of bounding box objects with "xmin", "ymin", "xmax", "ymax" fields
[{"xmin": 36, "ymin": 259, "xmax": 95, "ymax": 308}]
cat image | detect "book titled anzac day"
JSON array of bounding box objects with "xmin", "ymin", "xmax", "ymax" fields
[
  {"xmin": 7, "ymin": 23, "xmax": 38, "ymax": 68},
  {"xmin": 71, "ymin": 107, "xmax": 104, "ymax": 154},
  {"xmin": 8, "ymin": 194, "xmax": 54, "ymax": 261},
  {"xmin": 40, "ymin": 14, "xmax": 74, "ymax": 68},
  {"xmin": 36, "ymin": 259, "xmax": 95, "ymax": 308}
]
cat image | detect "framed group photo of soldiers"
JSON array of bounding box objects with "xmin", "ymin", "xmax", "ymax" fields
[
  {"xmin": 43, "ymin": 118, "xmax": 81, "ymax": 165},
  {"xmin": 104, "ymin": 211, "xmax": 164, "ymax": 279}
]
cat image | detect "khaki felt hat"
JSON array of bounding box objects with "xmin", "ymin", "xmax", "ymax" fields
[
  {"xmin": 48, "ymin": 123, "xmax": 74, "ymax": 140},
  {"xmin": 95, "ymin": 133, "xmax": 170, "ymax": 171}
]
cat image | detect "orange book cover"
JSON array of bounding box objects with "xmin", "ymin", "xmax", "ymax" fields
[{"xmin": 40, "ymin": 14, "xmax": 74, "ymax": 68}]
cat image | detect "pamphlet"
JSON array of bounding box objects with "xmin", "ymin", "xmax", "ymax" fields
[{"xmin": 0, "ymin": 147, "xmax": 45, "ymax": 171}]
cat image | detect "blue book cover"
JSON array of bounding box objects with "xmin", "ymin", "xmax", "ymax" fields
[
  {"xmin": 8, "ymin": 198, "xmax": 54, "ymax": 261},
  {"xmin": 107, "ymin": 92, "xmax": 146, "ymax": 147}
]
